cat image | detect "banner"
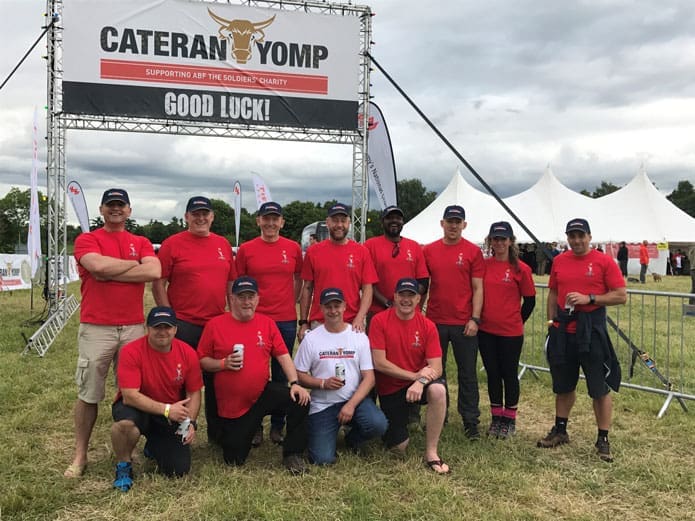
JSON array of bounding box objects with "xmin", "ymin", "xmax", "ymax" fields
[
  {"xmin": 252, "ymin": 174, "xmax": 272, "ymax": 209},
  {"xmin": 233, "ymin": 181, "xmax": 241, "ymax": 248},
  {"xmin": 67, "ymin": 180, "xmax": 91, "ymax": 233},
  {"xmin": 27, "ymin": 108, "xmax": 42, "ymax": 278},
  {"xmin": 62, "ymin": 0, "xmax": 360, "ymax": 130},
  {"xmin": 0, "ymin": 255, "xmax": 79, "ymax": 292},
  {"xmin": 364, "ymin": 102, "xmax": 398, "ymax": 210}
]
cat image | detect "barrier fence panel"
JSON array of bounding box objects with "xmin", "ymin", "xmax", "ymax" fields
[{"xmin": 520, "ymin": 284, "xmax": 694, "ymax": 418}]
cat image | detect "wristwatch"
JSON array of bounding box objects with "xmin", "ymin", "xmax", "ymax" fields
[
  {"xmin": 190, "ymin": 420, "xmax": 198, "ymax": 431},
  {"xmin": 417, "ymin": 376, "xmax": 429, "ymax": 385},
  {"xmin": 297, "ymin": 319, "xmax": 309, "ymax": 326},
  {"xmin": 589, "ymin": 294, "xmax": 596, "ymax": 305},
  {"xmin": 470, "ymin": 317, "xmax": 481, "ymax": 325},
  {"xmin": 288, "ymin": 380, "xmax": 299, "ymax": 387}
]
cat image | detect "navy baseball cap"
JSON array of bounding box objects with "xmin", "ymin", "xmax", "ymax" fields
[
  {"xmin": 565, "ymin": 218, "xmax": 591, "ymax": 234},
  {"xmin": 327, "ymin": 203, "xmax": 350, "ymax": 217},
  {"xmin": 258, "ymin": 202, "xmax": 283, "ymax": 216},
  {"xmin": 231, "ymin": 276, "xmax": 258, "ymax": 294},
  {"xmin": 395, "ymin": 278, "xmax": 418, "ymax": 294},
  {"xmin": 320, "ymin": 287, "xmax": 345, "ymax": 304},
  {"xmin": 489, "ymin": 221, "xmax": 514, "ymax": 238},
  {"xmin": 147, "ymin": 306, "xmax": 177, "ymax": 327},
  {"xmin": 381, "ymin": 205, "xmax": 404, "ymax": 219},
  {"xmin": 442, "ymin": 205, "xmax": 465, "ymax": 220},
  {"xmin": 101, "ymin": 188, "xmax": 130, "ymax": 205},
  {"xmin": 186, "ymin": 196, "xmax": 213, "ymax": 212}
]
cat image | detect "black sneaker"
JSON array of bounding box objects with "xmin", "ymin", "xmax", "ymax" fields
[
  {"xmin": 595, "ymin": 438, "xmax": 613, "ymax": 463},
  {"xmin": 464, "ymin": 424, "xmax": 481, "ymax": 440},
  {"xmin": 270, "ymin": 428, "xmax": 284, "ymax": 445},
  {"xmin": 537, "ymin": 426, "xmax": 570, "ymax": 448},
  {"xmin": 283, "ymin": 454, "xmax": 307, "ymax": 475},
  {"xmin": 498, "ymin": 420, "xmax": 516, "ymax": 440},
  {"xmin": 251, "ymin": 427, "xmax": 263, "ymax": 448},
  {"xmin": 487, "ymin": 417, "xmax": 502, "ymax": 438}
]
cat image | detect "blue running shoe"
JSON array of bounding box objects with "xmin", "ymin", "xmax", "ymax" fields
[{"xmin": 113, "ymin": 461, "xmax": 133, "ymax": 492}]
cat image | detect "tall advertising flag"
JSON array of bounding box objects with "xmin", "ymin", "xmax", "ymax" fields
[
  {"xmin": 364, "ymin": 102, "xmax": 398, "ymax": 210},
  {"xmin": 27, "ymin": 108, "xmax": 42, "ymax": 278},
  {"xmin": 233, "ymin": 181, "xmax": 242, "ymax": 248},
  {"xmin": 67, "ymin": 180, "xmax": 91, "ymax": 233},
  {"xmin": 252, "ymin": 174, "xmax": 273, "ymax": 210}
]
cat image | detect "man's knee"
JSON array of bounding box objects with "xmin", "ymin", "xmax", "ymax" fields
[
  {"xmin": 426, "ymin": 383, "xmax": 447, "ymax": 404},
  {"xmin": 111, "ymin": 419, "xmax": 139, "ymax": 438}
]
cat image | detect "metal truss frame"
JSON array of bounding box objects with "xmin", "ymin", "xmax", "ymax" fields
[{"xmin": 38, "ymin": 0, "xmax": 372, "ymax": 354}]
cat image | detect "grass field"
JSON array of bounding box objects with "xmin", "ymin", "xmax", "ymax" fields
[{"xmin": 1, "ymin": 277, "xmax": 694, "ymax": 521}]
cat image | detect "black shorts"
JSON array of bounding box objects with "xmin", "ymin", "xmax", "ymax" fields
[
  {"xmin": 112, "ymin": 399, "xmax": 191, "ymax": 477},
  {"xmin": 546, "ymin": 329, "xmax": 611, "ymax": 399},
  {"xmin": 379, "ymin": 378, "xmax": 446, "ymax": 447}
]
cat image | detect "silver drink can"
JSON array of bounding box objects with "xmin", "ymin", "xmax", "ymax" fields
[
  {"xmin": 233, "ymin": 343, "xmax": 244, "ymax": 365},
  {"xmin": 335, "ymin": 361, "xmax": 346, "ymax": 382}
]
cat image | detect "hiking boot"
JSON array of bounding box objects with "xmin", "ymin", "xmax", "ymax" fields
[
  {"xmin": 487, "ymin": 417, "xmax": 502, "ymax": 438},
  {"xmin": 283, "ymin": 454, "xmax": 307, "ymax": 475},
  {"xmin": 251, "ymin": 427, "xmax": 263, "ymax": 448},
  {"xmin": 270, "ymin": 428, "xmax": 284, "ymax": 445},
  {"xmin": 464, "ymin": 423, "xmax": 481, "ymax": 440},
  {"xmin": 498, "ymin": 420, "xmax": 516, "ymax": 440},
  {"xmin": 113, "ymin": 461, "xmax": 133, "ymax": 492},
  {"xmin": 537, "ymin": 426, "xmax": 570, "ymax": 448},
  {"xmin": 595, "ymin": 438, "xmax": 613, "ymax": 463}
]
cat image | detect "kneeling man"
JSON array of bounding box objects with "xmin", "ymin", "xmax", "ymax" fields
[
  {"xmin": 198, "ymin": 276, "xmax": 311, "ymax": 473},
  {"xmin": 111, "ymin": 306, "xmax": 203, "ymax": 492},
  {"xmin": 295, "ymin": 288, "xmax": 388, "ymax": 464},
  {"xmin": 369, "ymin": 278, "xmax": 450, "ymax": 474}
]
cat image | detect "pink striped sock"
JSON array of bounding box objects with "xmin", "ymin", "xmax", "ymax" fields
[
  {"xmin": 491, "ymin": 406, "xmax": 504, "ymax": 417},
  {"xmin": 503, "ymin": 408, "xmax": 517, "ymax": 420}
]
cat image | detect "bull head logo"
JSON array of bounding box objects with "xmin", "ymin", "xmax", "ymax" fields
[{"xmin": 208, "ymin": 8, "xmax": 276, "ymax": 64}]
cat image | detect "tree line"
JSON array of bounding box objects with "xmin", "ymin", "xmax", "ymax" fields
[{"xmin": 2, "ymin": 178, "xmax": 694, "ymax": 253}]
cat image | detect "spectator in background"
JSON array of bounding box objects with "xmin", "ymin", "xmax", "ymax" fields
[
  {"xmin": 617, "ymin": 241, "xmax": 629, "ymax": 277},
  {"xmin": 639, "ymin": 240, "xmax": 649, "ymax": 283}
]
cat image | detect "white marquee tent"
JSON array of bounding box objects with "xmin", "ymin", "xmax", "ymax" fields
[{"xmin": 402, "ymin": 167, "xmax": 695, "ymax": 248}]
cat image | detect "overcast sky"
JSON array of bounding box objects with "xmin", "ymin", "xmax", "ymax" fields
[{"xmin": 2, "ymin": 0, "xmax": 695, "ymax": 225}]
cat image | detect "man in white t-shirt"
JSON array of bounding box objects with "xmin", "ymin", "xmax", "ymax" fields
[{"xmin": 295, "ymin": 288, "xmax": 388, "ymax": 465}]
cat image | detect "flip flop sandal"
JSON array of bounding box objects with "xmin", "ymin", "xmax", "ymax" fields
[{"xmin": 425, "ymin": 459, "xmax": 450, "ymax": 475}]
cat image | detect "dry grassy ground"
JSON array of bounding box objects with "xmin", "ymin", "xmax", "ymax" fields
[{"xmin": 1, "ymin": 276, "xmax": 693, "ymax": 520}]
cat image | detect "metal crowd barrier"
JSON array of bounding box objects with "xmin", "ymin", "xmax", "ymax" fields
[{"xmin": 519, "ymin": 285, "xmax": 694, "ymax": 418}]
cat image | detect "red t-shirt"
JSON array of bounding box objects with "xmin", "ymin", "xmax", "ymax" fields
[
  {"xmin": 301, "ymin": 240, "xmax": 379, "ymax": 323},
  {"xmin": 235, "ymin": 236, "xmax": 302, "ymax": 321},
  {"xmin": 423, "ymin": 238, "xmax": 485, "ymax": 324},
  {"xmin": 197, "ymin": 312, "xmax": 287, "ymax": 419},
  {"xmin": 479, "ymin": 258, "xmax": 536, "ymax": 337},
  {"xmin": 115, "ymin": 336, "xmax": 203, "ymax": 403},
  {"xmin": 368, "ymin": 308, "xmax": 442, "ymax": 396},
  {"xmin": 74, "ymin": 228, "xmax": 155, "ymax": 325},
  {"xmin": 549, "ymin": 249, "xmax": 626, "ymax": 333},
  {"xmin": 364, "ymin": 235, "xmax": 429, "ymax": 313},
  {"xmin": 158, "ymin": 231, "xmax": 236, "ymax": 325}
]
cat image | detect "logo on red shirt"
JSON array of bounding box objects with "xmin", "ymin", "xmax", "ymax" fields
[
  {"xmin": 281, "ymin": 250, "xmax": 289, "ymax": 264},
  {"xmin": 257, "ymin": 331, "xmax": 265, "ymax": 347},
  {"xmin": 347, "ymin": 254, "xmax": 355, "ymax": 269},
  {"xmin": 175, "ymin": 363, "xmax": 183, "ymax": 382},
  {"xmin": 456, "ymin": 253, "xmax": 463, "ymax": 266},
  {"xmin": 129, "ymin": 243, "xmax": 137, "ymax": 257},
  {"xmin": 503, "ymin": 269, "xmax": 511, "ymax": 283},
  {"xmin": 217, "ymin": 247, "xmax": 226, "ymax": 260},
  {"xmin": 412, "ymin": 331, "xmax": 421, "ymax": 348},
  {"xmin": 586, "ymin": 263, "xmax": 594, "ymax": 277},
  {"xmin": 406, "ymin": 249, "xmax": 414, "ymax": 262}
]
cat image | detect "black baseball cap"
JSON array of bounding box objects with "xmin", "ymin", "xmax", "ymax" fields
[
  {"xmin": 381, "ymin": 205, "xmax": 404, "ymax": 219},
  {"xmin": 101, "ymin": 188, "xmax": 130, "ymax": 205},
  {"xmin": 186, "ymin": 196, "xmax": 213, "ymax": 212},
  {"xmin": 258, "ymin": 202, "xmax": 283, "ymax": 216},
  {"xmin": 320, "ymin": 287, "xmax": 345, "ymax": 304},
  {"xmin": 147, "ymin": 306, "xmax": 177, "ymax": 327},
  {"xmin": 565, "ymin": 218, "xmax": 591, "ymax": 234},
  {"xmin": 489, "ymin": 221, "xmax": 513, "ymax": 238},
  {"xmin": 395, "ymin": 278, "xmax": 418, "ymax": 294},
  {"xmin": 442, "ymin": 205, "xmax": 465, "ymax": 220},
  {"xmin": 231, "ymin": 276, "xmax": 258, "ymax": 294},
  {"xmin": 327, "ymin": 203, "xmax": 350, "ymax": 217}
]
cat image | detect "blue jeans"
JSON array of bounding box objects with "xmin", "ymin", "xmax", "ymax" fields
[
  {"xmin": 307, "ymin": 398, "xmax": 387, "ymax": 465},
  {"xmin": 271, "ymin": 320, "xmax": 297, "ymax": 431}
]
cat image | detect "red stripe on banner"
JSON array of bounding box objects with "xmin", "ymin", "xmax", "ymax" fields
[{"xmin": 100, "ymin": 59, "xmax": 328, "ymax": 95}]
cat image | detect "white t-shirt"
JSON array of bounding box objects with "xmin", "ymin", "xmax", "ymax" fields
[{"xmin": 294, "ymin": 324, "xmax": 374, "ymax": 415}]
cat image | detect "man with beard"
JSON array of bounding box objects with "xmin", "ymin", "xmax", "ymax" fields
[
  {"xmin": 364, "ymin": 206, "xmax": 429, "ymax": 319},
  {"xmin": 298, "ymin": 203, "xmax": 378, "ymax": 341},
  {"xmin": 152, "ymin": 195, "xmax": 236, "ymax": 445},
  {"xmin": 65, "ymin": 188, "xmax": 161, "ymax": 478}
]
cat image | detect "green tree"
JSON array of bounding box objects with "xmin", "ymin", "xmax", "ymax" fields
[
  {"xmin": 397, "ymin": 179, "xmax": 437, "ymax": 220},
  {"xmin": 0, "ymin": 187, "xmax": 48, "ymax": 253},
  {"xmin": 282, "ymin": 201, "xmax": 326, "ymax": 242},
  {"xmin": 580, "ymin": 181, "xmax": 620, "ymax": 198},
  {"xmin": 667, "ymin": 180, "xmax": 695, "ymax": 217}
]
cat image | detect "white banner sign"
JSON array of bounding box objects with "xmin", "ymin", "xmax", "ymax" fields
[
  {"xmin": 62, "ymin": 0, "xmax": 360, "ymax": 130},
  {"xmin": 233, "ymin": 180, "xmax": 242, "ymax": 248},
  {"xmin": 0, "ymin": 255, "xmax": 79, "ymax": 292},
  {"xmin": 252, "ymin": 174, "xmax": 272, "ymax": 210},
  {"xmin": 364, "ymin": 102, "xmax": 398, "ymax": 210},
  {"xmin": 28, "ymin": 108, "xmax": 42, "ymax": 277},
  {"xmin": 67, "ymin": 180, "xmax": 91, "ymax": 233}
]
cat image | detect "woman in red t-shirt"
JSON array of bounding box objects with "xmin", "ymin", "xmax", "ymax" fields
[{"xmin": 478, "ymin": 222, "xmax": 536, "ymax": 439}]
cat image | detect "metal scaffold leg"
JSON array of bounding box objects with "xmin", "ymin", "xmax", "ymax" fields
[{"xmin": 23, "ymin": 294, "xmax": 79, "ymax": 357}]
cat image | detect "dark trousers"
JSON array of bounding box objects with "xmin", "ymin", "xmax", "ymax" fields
[
  {"xmin": 640, "ymin": 263, "xmax": 647, "ymax": 283},
  {"xmin": 270, "ymin": 320, "xmax": 297, "ymax": 431},
  {"xmin": 220, "ymin": 382, "xmax": 308, "ymax": 466},
  {"xmin": 175, "ymin": 320, "xmax": 222, "ymax": 444},
  {"xmin": 437, "ymin": 324, "xmax": 480, "ymax": 426},
  {"xmin": 478, "ymin": 331, "xmax": 523, "ymax": 408}
]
